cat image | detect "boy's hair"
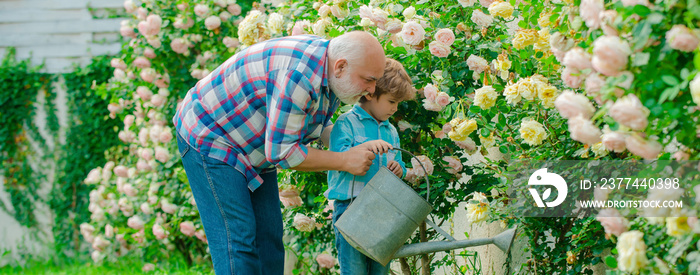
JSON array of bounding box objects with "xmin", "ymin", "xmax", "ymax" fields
[{"xmin": 360, "ymin": 58, "xmax": 416, "ymax": 103}]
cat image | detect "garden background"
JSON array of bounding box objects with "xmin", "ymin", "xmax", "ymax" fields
[{"xmin": 1, "ymin": 0, "xmax": 699, "ymax": 274}]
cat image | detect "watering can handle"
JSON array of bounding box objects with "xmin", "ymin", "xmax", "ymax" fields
[{"xmin": 349, "ymin": 147, "xmax": 431, "ymax": 203}]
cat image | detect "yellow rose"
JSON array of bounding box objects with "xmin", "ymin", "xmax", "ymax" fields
[
  {"xmin": 691, "ymin": 74, "xmax": 700, "ymax": 105},
  {"xmin": 535, "ymin": 28, "xmax": 551, "ymax": 52},
  {"xmin": 538, "ymin": 11, "xmax": 553, "ymax": 27},
  {"xmin": 516, "ymin": 78, "xmax": 536, "ymax": 100},
  {"xmin": 238, "ymin": 11, "xmax": 267, "ymax": 46},
  {"xmin": 503, "ymin": 83, "xmax": 521, "ymax": 105},
  {"xmin": 519, "ymin": 120, "xmax": 547, "ymax": 146},
  {"xmin": 512, "ymin": 29, "xmax": 538, "ymax": 49},
  {"xmin": 537, "ymin": 83, "xmax": 558, "ymax": 108},
  {"xmin": 456, "ymin": 119, "xmax": 478, "ymax": 137},
  {"xmin": 495, "ymin": 53, "xmax": 511, "ymax": 72},
  {"xmin": 466, "ymin": 192, "xmax": 488, "ymax": 223},
  {"xmin": 479, "ymin": 133, "xmax": 496, "ymax": 148},
  {"xmin": 666, "ymin": 216, "xmax": 691, "ymax": 237},
  {"xmin": 591, "ymin": 142, "xmax": 608, "ymax": 157},
  {"xmin": 488, "ymin": 0, "xmax": 514, "ymax": 19},
  {"xmin": 474, "ymin": 85, "xmax": 499, "ymax": 109},
  {"xmin": 617, "ymin": 231, "xmax": 649, "ymax": 273},
  {"xmin": 448, "ymin": 130, "xmax": 467, "ymax": 141}
]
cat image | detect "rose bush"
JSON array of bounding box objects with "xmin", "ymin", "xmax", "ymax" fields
[{"xmin": 79, "ymin": 0, "xmax": 700, "ymax": 273}]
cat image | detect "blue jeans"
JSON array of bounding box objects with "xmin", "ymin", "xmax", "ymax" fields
[
  {"xmin": 177, "ymin": 134, "xmax": 284, "ymax": 275},
  {"xmin": 333, "ymin": 200, "xmax": 390, "ymax": 275}
]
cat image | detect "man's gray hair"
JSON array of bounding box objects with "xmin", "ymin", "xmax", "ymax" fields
[{"xmin": 327, "ymin": 33, "xmax": 369, "ymax": 66}]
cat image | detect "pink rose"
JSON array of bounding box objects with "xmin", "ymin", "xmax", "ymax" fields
[
  {"xmin": 443, "ymin": 156, "xmax": 463, "ymax": 174},
  {"xmin": 111, "ymin": 58, "xmax": 127, "ymax": 70},
  {"xmin": 480, "ymin": 0, "xmax": 495, "ymax": 7},
  {"xmin": 227, "ymin": 4, "xmax": 242, "ymax": 16},
  {"xmin": 601, "ymin": 130, "xmax": 626, "ymax": 153},
  {"xmin": 554, "ymin": 90, "xmax": 595, "ymax": 119},
  {"xmin": 423, "ymin": 99, "xmax": 443, "ymax": 112},
  {"xmin": 142, "ymin": 264, "xmax": 155, "ymax": 272},
  {"xmin": 596, "ymin": 209, "xmax": 629, "ymax": 237},
  {"xmin": 170, "ymin": 38, "xmax": 190, "ymax": 54},
  {"xmin": 155, "ymin": 147, "xmax": 170, "ymax": 163},
  {"xmin": 136, "ymin": 86, "xmax": 153, "ymax": 101},
  {"xmin": 331, "ymin": 6, "xmax": 349, "ymax": 19},
  {"xmin": 370, "ymin": 8, "xmax": 389, "ymax": 28},
  {"xmin": 92, "ymin": 236, "xmax": 110, "ymax": 252},
  {"xmin": 471, "ymin": 9, "xmax": 493, "ymax": 28},
  {"xmin": 205, "ymin": 16, "xmax": 221, "ymax": 30},
  {"xmin": 194, "ymin": 4, "xmax": 210, "ymax": 17},
  {"xmin": 85, "ymin": 168, "xmax": 101, "ymax": 184},
  {"xmin": 563, "ymin": 48, "xmax": 592, "ymax": 71},
  {"xmin": 435, "ymin": 92, "xmax": 451, "ymax": 107},
  {"xmin": 435, "ymin": 28, "xmax": 456, "ymax": 46},
  {"xmin": 174, "ymin": 17, "xmax": 194, "ymax": 30},
  {"xmin": 292, "ymin": 20, "xmax": 310, "ymax": 36},
  {"xmin": 159, "ymin": 130, "xmax": 173, "ymax": 143},
  {"xmin": 293, "ymin": 213, "xmax": 316, "ymax": 232},
  {"xmin": 134, "ymin": 56, "xmax": 151, "ymax": 69},
  {"xmin": 443, "ymin": 123, "xmax": 453, "ymax": 133},
  {"xmin": 140, "ymin": 202, "xmax": 153, "ymax": 215},
  {"xmin": 177, "ymin": 3, "xmax": 187, "ymax": 11},
  {"xmin": 114, "ymin": 165, "xmax": 129, "ymax": 178},
  {"xmin": 279, "ymin": 187, "xmax": 303, "ymax": 208},
  {"xmin": 423, "ymin": 84, "xmax": 438, "ymax": 101},
  {"xmin": 592, "ymin": 36, "xmax": 631, "ymax": 76},
  {"xmin": 124, "ymin": 0, "xmax": 137, "ymax": 13},
  {"xmin": 400, "ymin": 21, "xmax": 426, "ymax": 46},
  {"xmin": 316, "ymin": 254, "xmax": 336, "ymax": 269},
  {"xmin": 620, "ymin": 0, "xmax": 650, "ymax": 7},
  {"xmin": 580, "ymin": 0, "xmax": 603, "ymax": 29},
  {"xmin": 147, "ymin": 37, "xmax": 161, "ymax": 49},
  {"xmin": 608, "ymin": 94, "xmax": 649, "ymax": 131},
  {"xmin": 161, "ymin": 200, "xmax": 178, "ymax": 214},
  {"xmin": 219, "ymin": 11, "xmax": 231, "ymax": 21},
  {"xmin": 429, "ymin": 41, "xmax": 451, "ymax": 58},
  {"xmin": 318, "ymin": 5, "xmax": 331, "ymax": 17},
  {"xmin": 673, "ymin": 151, "xmax": 690, "ymax": 161},
  {"xmin": 666, "ymin": 25, "xmax": 700, "ymax": 52},
  {"xmin": 585, "ymin": 73, "xmax": 605, "ymax": 97},
  {"xmin": 127, "ymin": 216, "xmax": 145, "ymax": 230},
  {"xmin": 120, "ymin": 25, "xmax": 137, "ymax": 39},
  {"xmin": 180, "ymin": 221, "xmax": 196, "ymax": 237},
  {"xmin": 137, "ymin": 8, "xmax": 147, "ymax": 20},
  {"xmin": 150, "ymin": 94, "xmax": 165, "ymax": 108},
  {"xmin": 143, "ymin": 48, "xmax": 156, "ymax": 59},
  {"xmin": 625, "ymin": 134, "xmax": 661, "ymax": 160},
  {"xmin": 195, "ymin": 229, "xmax": 208, "ymax": 243},
  {"xmin": 123, "ymin": 184, "xmax": 138, "ymax": 197},
  {"xmin": 223, "ymin": 37, "xmax": 240, "ymax": 48},
  {"xmin": 140, "ymin": 148, "xmax": 154, "ymax": 161},
  {"xmin": 467, "ymin": 55, "xmax": 489, "ymax": 73},
  {"xmin": 561, "ymin": 67, "xmax": 584, "ymax": 89},
  {"xmin": 385, "ymin": 19, "xmax": 403, "ymax": 34},
  {"xmin": 411, "ymin": 155, "xmax": 434, "ymax": 175},
  {"xmin": 80, "ymin": 223, "xmax": 95, "ymax": 242},
  {"xmin": 136, "ymin": 159, "xmax": 152, "ymax": 172},
  {"xmin": 455, "ymin": 138, "xmax": 477, "ymax": 152},
  {"xmin": 435, "ymin": 130, "xmax": 446, "ymax": 139},
  {"xmin": 600, "ymin": 10, "xmax": 619, "ymax": 36},
  {"xmin": 154, "ymin": 74, "xmax": 169, "ymax": 88},
  {"xmin": 567, "ymin": 115, "xmax": 602, "ymax": 144},
  {"xmin": 139, "ymin": 128, "xmax": 150, "ymax": 145},
  {"xmin": 140, "ymin": 68, "xmax": 156, "ymax": 83},
  {"xmin": 152, "ymin": 223, "xmax": 167, "ymax": 239}
]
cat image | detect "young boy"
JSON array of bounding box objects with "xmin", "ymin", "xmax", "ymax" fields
[{"xmin": 326, "ymin": 58, "xmax": 416, "ymax": 274}]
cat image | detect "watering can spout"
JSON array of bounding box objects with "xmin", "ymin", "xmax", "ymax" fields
[{"xmin": 392, "ymin": 226, "xmax": 517, "ymax": 259}]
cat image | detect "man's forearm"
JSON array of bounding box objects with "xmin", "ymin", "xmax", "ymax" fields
[{"xmin": 291, "ymin": 147, "xmax": 345, "ymax": 172}]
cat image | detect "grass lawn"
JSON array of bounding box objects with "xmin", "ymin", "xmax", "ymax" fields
[{"xmin": 0, "ymin": 256, "xmax": 213, "ymax": 275}]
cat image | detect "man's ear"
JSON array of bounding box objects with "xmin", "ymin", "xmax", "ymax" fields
[{"xmin": 333, "ymin": 58, "xmax": 348, "ymax": 78}]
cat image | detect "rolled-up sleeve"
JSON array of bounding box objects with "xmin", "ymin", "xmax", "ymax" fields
[{"xmin": 265, "ymin": 69, "xmax": 315, "ymax": 169}]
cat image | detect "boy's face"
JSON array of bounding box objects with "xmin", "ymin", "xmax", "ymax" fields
[{"xmin": 361, "ymin": 94, "xmax": 400, "ymax": 122}]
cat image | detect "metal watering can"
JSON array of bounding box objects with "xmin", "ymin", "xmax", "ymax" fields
[{"xmin": 334, "ymin": 148, "xmax": 518, "ymax": 266}]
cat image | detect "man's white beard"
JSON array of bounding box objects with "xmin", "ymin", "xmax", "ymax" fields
[{"xmin": 329, "ymin": 72, "xmax": 365, "ymax": 105}]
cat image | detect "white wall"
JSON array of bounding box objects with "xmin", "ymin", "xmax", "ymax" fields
[{"xmin": 0, "ymin": 0, "xmax": 124, "ymax": 73}]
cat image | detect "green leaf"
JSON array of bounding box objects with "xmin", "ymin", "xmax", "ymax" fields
[
  {"xmin": 695, "ymin": 51, "xmax": 700, "ymax": 70},
  {"xmin": 631, "ymin": 21, "xmax": 653, "ymax": 51},
  {"xmin": 631, "ymin": 52, "xmax": 650, "ymax": 67},
  {"xmin": 632, "ymin": 5, "xmax": 651, "ymax": 16},
  {"xmin": 518, "ymin": 20, "xmax": 527, "ymax": 29},
  {"xmin": 659, "ymin": 86, "xmax": 680, "ymax": 104},
  {"xmin": 499, "ymin": 145, "xmax": 508, "ymax": 154},
  {"xmin": 605, "ymin": 256, "xmax": 618, "ymax": 268},
  {"xmin": 661, "ymin": 75, "xmax": 680, "ymax": 86}
]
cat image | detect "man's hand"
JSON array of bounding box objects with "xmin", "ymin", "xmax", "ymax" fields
[
  {"xmin": 387, "ymin": 160, "xmax": 403, "ymax": 178},
  {"xmin": 341, "ymin": 146, "xmax": 376, "ymax": 176},
  {"xmin": 359, "ymin": 140, "xmax": 393, "ymax": 154}
]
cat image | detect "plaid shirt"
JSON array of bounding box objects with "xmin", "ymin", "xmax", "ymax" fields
[
  {"xmin": 325, "ymin": 105, "xmax": 407, "ymax": 201},
  {"xmin": 173, "ymin": 35, "xmax": 340, "ymax": 191}
]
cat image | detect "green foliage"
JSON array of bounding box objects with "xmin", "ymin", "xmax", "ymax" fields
[
  {"xmin": 0, "ymin": 47, "xmax": 52, "ymax": 228},
  {"xmin": 51, "ymin": 55, "xmax": 122, "ymax": 259}
]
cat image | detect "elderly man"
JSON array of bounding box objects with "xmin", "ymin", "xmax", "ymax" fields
[{"xmin": 173, "ymin": 31, "xmax": 386, "ymax": 274}]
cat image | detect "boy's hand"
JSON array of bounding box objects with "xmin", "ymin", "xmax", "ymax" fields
[
  {"xmin": 387, "ymin": 160, "xmax": 403, "ymax": 177},
  {"xmin": 360, "ymin": 140, "xmax": 393, "ymax": 154}
]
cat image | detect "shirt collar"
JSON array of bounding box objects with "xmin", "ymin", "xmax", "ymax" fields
[{"xmin": 352, "ymin": 105, "xmax": 390, "ymax": 126}]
